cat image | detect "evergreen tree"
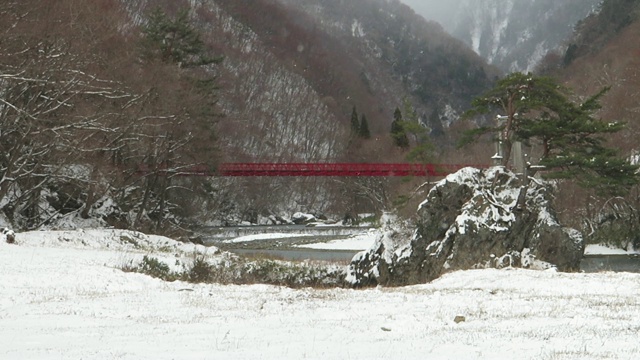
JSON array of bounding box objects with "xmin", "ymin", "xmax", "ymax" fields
[
  {"xmin": 391, "ymin": 107, "xmax": 409, "ymax": 149},
  {"xmin": 359, "ymin": 114, "xmax": 371, "ymax": 139},
  {"xmin": 401, "ymin": 99, "xmax": 434, "ymax": 163},
  {"xmin": 517, "ymin": 86, "xmax": 638, "ymax": 194},
  {"xmin": 461, "ymin": 72, "xmax": 565, "ymax": 167},
  {"xmin": 141, "ymin": 7, "xmax": 222, "ymax": 67},
  {"xmin": 350, "ymin": 106, "xmax": 360, "ymax": 136},
  {"xmin": 463, "ymin": 72, "xmax": 638, "ymax": 207},
  {"xmin": 139, "ymin": 6, "xmax": 222, "ymax": 126}
]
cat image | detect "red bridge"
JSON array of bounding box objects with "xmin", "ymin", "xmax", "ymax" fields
[{"xmin": 164, "ymin": 163, "xmax": 483, "ymax": 177}]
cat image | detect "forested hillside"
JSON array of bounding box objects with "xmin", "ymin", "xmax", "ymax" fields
[
  {"xmin": 0, "ymin": 0, "xmax": 222, "ymax": 233},
  {"xmin": 0, "ymin": 0, "xmax": 497, "ymax": 232}
]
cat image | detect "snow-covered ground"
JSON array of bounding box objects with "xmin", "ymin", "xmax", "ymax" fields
[
  {"xmin": 2, "ymin": 229, "xmax": 640, "ymax": 359},
  {"xmin": 584, "ymin": 244, "xmax": 639, "ymax": 256},
  {"xmin": 224, "ymin": 232, "xmax": 314, "ymax": 244},
  {"xmin": 297, "ymin": 229, "xmax": 379, "ymax": 251}
]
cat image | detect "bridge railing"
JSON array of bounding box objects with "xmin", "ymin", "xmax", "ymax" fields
[{"xmin": 137, "ymin": 163, "xmax": 487, "ymax": 177}]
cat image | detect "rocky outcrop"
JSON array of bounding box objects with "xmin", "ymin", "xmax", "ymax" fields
[{"xmin": 347, "ymin": 167, "xmax": 584, "ymax": 287}]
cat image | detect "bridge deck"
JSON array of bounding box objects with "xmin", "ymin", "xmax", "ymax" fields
[{"xmin": 168, "ymin": 163, "xmax": 482, "ymax": 177}]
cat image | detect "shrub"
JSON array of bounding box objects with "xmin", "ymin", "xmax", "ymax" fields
[
  {"xmin": 585, "ymin": 198, "xmax": 640, "ymax": 250},
  {"xmin": 186, "ymin": 255, "xmax": 215, "ymax": 283},
  {"xmin": 138, "ymin": 255, "xmax": 176, "ymax": 280},
  {"xmin": 233, "ymin": 259, "xmax": 347, "ymax": 288},
  {"xmin": 120, "ymin": 253, "xmax": 348, "ymax": 288}
]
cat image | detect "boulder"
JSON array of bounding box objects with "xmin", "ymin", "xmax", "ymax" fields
[
  {"xmin": 2, "ymin": 227, "xmax": 16, "ymax": 244},
  {"xmin": 347, "ymin": 167, "xmax": 584, "ymax": 287}
]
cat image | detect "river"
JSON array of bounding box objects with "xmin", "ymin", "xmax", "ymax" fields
[
  {"xmin": 201, "ymin": 226, "xmax": 640, "ymax": 273},
  {"xmin": 581, "ymin": 254, "xmax": 640, "ymax": 273}
]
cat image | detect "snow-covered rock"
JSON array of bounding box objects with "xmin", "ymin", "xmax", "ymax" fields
[
  {"xmin": 1, "ymin": 227, "xmax": 15, "ymax": 244},
  {"xmin": 292, "ymin": 212, "xmax": 316, "ymax": 225},
  {"xmin": 348, "ymin": 167, "xmax": 584, "ymax": 286}
]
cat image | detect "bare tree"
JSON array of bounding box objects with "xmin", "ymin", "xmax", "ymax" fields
[{"xmin": 0, "ymin": 1, "xmax": 222, "ymax": 232}]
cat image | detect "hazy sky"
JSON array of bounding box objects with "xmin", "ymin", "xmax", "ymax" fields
[{"xmin": 399, "ymin": 0, "xmax": 459, "ymax": 30}]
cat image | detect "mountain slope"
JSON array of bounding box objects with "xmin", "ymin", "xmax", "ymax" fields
[
  {"xmin": 0, "ymin": 0, "xmax": 499, "ymax": 229},
  {"xmin": 126, "ymin": 0, "xmax": 497, "ymax": 158},
  {"xmin": 559, "ymin": 1, "xmax": 640, "ymax": 155},
  {"xmin": 121, "ymin": 0, "xmax": 499, "ymax": 220},
  {"xmin": 413, "ymin": 0, "xmax": 601, "ymax": 72},
  {"xmin": 276, "ymin": 0, "xmax": 497, "ymax": 135}
]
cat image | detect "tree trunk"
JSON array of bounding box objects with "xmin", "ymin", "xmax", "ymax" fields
[
  {"xmin": 134, "ymin": 175, "xmax": 158, "ymax": 228},
  {"xmin": 501, "ymin": 138, "xmax": 512, "ymax": 168}
]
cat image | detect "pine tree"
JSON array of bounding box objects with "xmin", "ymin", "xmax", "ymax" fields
[
  {"xmin": 517, "ymin": 86, "xmax": 637, "ymax": 194},
  {"xmin": 463, "ymin": 72, "xmax": 638, "ymax": 207},
  {"xmin": 359, "ymin": 114, "xmax": 371, "ymax": 139},
  {"xmin": 401, "ymin": 99, "xmax": 434, "ymax": 163},
  {"xmin": 350, "ymin": 106, "xmax": 360, "ymax": 136},
  {"xmin": 391, "ymin": 107, "xmax": 409, "ymax": 149},
  {"xmin": 141, "ymin": 7, "xmax": 222, "ymax": 67},
  {"xmin": 461, "ymin": 72, "xmax": 567, "ymax": 167}
]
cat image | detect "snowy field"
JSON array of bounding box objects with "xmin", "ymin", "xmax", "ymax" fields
[{"xmin": 2, "ymin": 230, "xmax": 640, "ymax": 359}]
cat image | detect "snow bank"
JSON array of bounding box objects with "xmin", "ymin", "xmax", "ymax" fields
[
  {"xmin": 16, "ymin": 229, "xmax": 211, "ymax": 255},
  {"xmin": 585, "ymin": 244, "xmax": 640, "ymax": 255},
  {"xmin": 298, "ymin": 229, "xmax": 378, "ymax": 251}
]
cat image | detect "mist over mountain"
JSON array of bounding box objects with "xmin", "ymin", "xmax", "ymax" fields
[
  {"xmin": 400, "ymin": 0, "xmax": 453, "ymax": 28},
  {"xmin": 402, "ymin": 0, "xmax": 601, "ymax": 72}
]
